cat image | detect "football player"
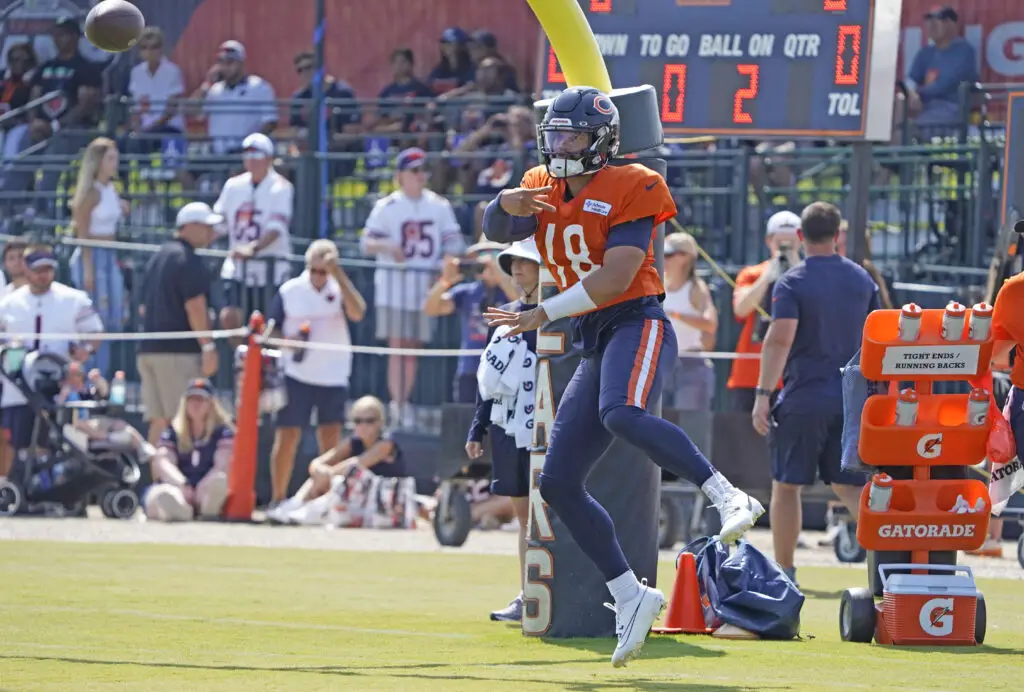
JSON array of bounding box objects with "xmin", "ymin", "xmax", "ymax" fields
[
  {"xmin": 481, "ymin": 87, "xmax": 763, "ymax": 667},
  {"xmin": 214, "ymin": 133, "xmax": 293, "ymax": 338}
]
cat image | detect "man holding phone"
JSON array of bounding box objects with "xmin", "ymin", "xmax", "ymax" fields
[
  {"xmin": 423, "ymin": 242, "xmax": 517, "ymax": 403},
  {"xmin": 726, "ymin": 210, "xmax": 802, "ymax": 412}
]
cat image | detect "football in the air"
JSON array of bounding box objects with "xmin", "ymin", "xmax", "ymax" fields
[{"xmin": 84, "ymin": 0, "xmax": 145, "ymax": 53}]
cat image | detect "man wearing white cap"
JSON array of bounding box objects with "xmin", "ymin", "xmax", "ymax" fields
[
  {"xmin": 214, "ymin": 133, "xmax": 294, "ymax": 338},
  {"xmin": 0, "ymin": 244, "xmax": 103, "ymax": 451},
  {"xmin": 137, "ymin": 202, "xmax": 222, "ymax": 444},
  {"xmin": 726, "ymin": 210, "xmax": 802, "ymax": 412},
  {"xmin": 191, "ymin": 40, "xmax": 278, "ymax": 155}
]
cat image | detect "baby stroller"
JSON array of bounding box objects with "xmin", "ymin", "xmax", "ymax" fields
[{"xmin": 0, "ymin": 347, "xmax": 144, "ymax": 519}]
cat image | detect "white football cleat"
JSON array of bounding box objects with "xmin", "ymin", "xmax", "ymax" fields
[
  {"xmin": 605, "ymin": 579, "xmax": 666, "ymax": 668},
  {"xmin": 718, "ymin": 491, "xmax": 765, "ymax": 544}
]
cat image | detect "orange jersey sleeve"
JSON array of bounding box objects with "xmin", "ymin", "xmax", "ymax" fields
[
  {"xmin": 606, "ymin": 165, "xmax": 678, "ymax": 229},
  {"xmin": 992, "ymin": 273, "xmax": 1024, "ymax": 388}
]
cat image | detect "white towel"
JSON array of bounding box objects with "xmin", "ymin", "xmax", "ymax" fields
[{"xmin": 478, "ymin": 325, "xmax": 536, "ymax": 449}]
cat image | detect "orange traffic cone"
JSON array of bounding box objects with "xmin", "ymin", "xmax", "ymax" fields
[{"xmin": 652, "ymin": 551, "xmax": 711, "ymax": 634}]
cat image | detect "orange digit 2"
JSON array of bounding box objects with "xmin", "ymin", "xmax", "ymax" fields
[{"xmin": 733, "ymin": 64, "xmax": 760, "ymax": 125}]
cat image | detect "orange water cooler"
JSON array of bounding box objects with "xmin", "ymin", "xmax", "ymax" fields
[{"xmin": 839, "ymin": 306, "xmax": 993, "ymax": 647}]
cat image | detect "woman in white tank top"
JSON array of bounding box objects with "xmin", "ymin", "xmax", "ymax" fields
[
  {"xmin": 69, "ymin": 137, "xmax": 128, "ymax": 375},
  {"xmin": 662, "ymin": 232, "xmax": 719, "ymax": 411}
]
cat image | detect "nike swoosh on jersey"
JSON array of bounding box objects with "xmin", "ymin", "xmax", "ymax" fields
[{"xmin": 645, "ymin": 181, "xmax": 658, "ymax": 191}]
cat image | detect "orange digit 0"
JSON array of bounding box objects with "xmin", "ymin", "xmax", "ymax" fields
[
  {"xmin": 661, "ymin": 64, "xmax": 687, "ymax": 123},
  {"xmin": 835, "ymin": 25, "xmax": 862, "ymax": 86}
]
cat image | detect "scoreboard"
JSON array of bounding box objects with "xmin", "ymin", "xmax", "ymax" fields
[{"xmin": 535, "ymin": 0, "xmax": 902, "ymax": 141}]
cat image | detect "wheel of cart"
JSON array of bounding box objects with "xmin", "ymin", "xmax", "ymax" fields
[
  {"xmin": 433, "ymin": 479, "xmax": 473, "ymax": 547},
  {"xmin": 839, "ymin": 587, "xmax": 876, "ymax": 643},
  {"xmin": 827, "ymin": 504, "xmax": 866, "ymax": 563},
  {"xmin": 1018, "ymin": 535, "xmax": 1024, "ymax": 570}
]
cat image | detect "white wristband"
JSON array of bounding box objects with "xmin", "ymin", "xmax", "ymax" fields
[{"xmin": 541, "ymin": 282, "xmax": 597, "ymax": 322}]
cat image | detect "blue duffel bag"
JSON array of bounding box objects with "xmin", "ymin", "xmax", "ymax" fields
[
  {"xmin": 685, "ymin": 536, "xmax": 805, "ymax": 640},
  {"xmin": 841, "ymin": 348, "xmax": 887, "ymax": 474}
]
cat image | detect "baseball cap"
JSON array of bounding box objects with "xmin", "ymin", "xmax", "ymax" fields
[
  {"xmin": 441, "ymin": 27, "xmax": 468, "ymax": 44},
  {"xmin": 470, "ymin": 30, "xmax": 497, "ymax": 48},
  {"xmin": 242, "ymin": 133, "xmax": 274, "ymax": 159},
  {"xmin": 176, "ymin": 202, "xmax": 224, "ymax": 228},
  {"xmin": 218, "ymin": 40, "xmax": 246, "ymax": 62},
  {"xmin": 24, "ymin": 249, "xmax": 58, "ymax": 271},
  {"xmin": 665, "ymin": 232, "xmax": 697, "ymax": 256},
  {"xmin": 53, "ymin": 16, "xmax": 81, "ymax": 35},
  {"xmin": 185, "ymin": 378, "xmax": 214, "ymax": 399},
  {"xmin": 766, "ymin": 210, "xmax": 801, "ymax": 236},
  {"xmin": 497, "ymin": 238, "xmax": 541, "ymax": 277},
  {"xmin": 396, "ymin": 147, "xmax": 427, "ymax": 171},
  {"xmin": 925, "ymin": 5, "xmax": 958, "ymax": 21}
]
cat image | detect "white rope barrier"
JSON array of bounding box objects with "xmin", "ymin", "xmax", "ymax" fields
[
  {"xmin": 2, "ymin": 327, "xmax": 760, "ymax": 360},
  {"xmin": 1, "ymin": 328, "xmax": 246, "ymax": 342}
]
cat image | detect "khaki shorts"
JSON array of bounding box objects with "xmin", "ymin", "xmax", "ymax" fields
[
  {"xmin": 137, "ymin": 352, "xmax": 203, "ymax": 421},
  {"xmin": 375, "ymin": 306, "xmax": 433, "ymax": 343}
]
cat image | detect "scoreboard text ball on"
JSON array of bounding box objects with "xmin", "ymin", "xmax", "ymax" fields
[{"xmin": 536, "ymin": 0, "xmax": 903, "ymax": 141}]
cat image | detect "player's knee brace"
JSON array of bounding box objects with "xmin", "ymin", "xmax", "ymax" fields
[{"xmin": 600, "ymin": 404, "xmax": 643, "ymax": 439}]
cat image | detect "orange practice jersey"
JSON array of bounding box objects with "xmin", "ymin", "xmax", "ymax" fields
[
  {"xmin": 993, "ymin": 272, "xmax": 1024, "ymax": 388},
  {"xmin": 521, "ymin": 164, "xmax": 678, "ymax": 313}
]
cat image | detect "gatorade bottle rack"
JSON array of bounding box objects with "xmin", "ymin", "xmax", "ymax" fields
[{"xmin": 839, "ymin": 305, "xmax": 992, "ymax": 648}]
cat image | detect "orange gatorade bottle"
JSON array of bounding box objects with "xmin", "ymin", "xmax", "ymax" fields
[
  {"xmin": 941, "ymin": 301, "xmax": 967, "ymax": 340},
  {"xmin": 867, "ymin": 473, "xmax": 894, "ymax": 512},
  {"xmin": 898, "ymin": 303, "xmax": 922, "ymax": 341},
  {"xmin": 968, "ymin": 302, "xmax": 993, "ymax": 341},
  {"xmin": 894, "ymin": 388, "xmax": 919, "ymax": 426},
  {"xmin": 966, "ymin": 388, "xmax": 989, "ymax": 426}
]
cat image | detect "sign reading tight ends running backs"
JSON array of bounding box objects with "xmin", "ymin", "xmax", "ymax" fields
[{"xmin": 536, "ymin": 0, "xmax": 903, "ymax": 140}]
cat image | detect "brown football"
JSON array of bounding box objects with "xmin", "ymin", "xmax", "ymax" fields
[{"xmin": 84, "ymin": 0, "xmax": 145, "ymax": 53}]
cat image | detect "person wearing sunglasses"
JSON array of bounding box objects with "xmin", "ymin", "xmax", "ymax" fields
[
  {"xmin": 125, "ymin": 27, "xmax": 185, "ymax": 155},
  {"xmin": 0, "ymin": 245, "xmax": 103, "ymax": 456},
  {"xmin": 265, "ymin": 239, "xmax": 365, "ymax": 512},
  {"xmin": 289, "ymin": 50, "xmax": 362, "ymax": 179},
  {"xmin": 267, "ymin": 396, "xmax": 404, "ymax": 525}
]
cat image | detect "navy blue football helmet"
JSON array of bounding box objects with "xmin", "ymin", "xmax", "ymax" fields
[{"xmin": 538, "ymin": 86, "xmax": 620, "ymax": 178}]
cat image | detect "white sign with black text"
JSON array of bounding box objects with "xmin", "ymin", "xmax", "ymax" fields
[{"xmin": 880, "ymin": 345, "xmax": 980, "ymax": 376}]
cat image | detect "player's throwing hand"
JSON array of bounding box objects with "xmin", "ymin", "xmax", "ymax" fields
[
  {"xmin": 484, "ymin": 305, "xmax": 548, "ymax": 336},
  {"xmin": 499, "ymin": 185, "xmax": 557, "ymax": 217}
]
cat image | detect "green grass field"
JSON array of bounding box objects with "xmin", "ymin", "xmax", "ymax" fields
[{"xmin": 0, "ymin": 541, "xmax": 1021, "ymax": 691}]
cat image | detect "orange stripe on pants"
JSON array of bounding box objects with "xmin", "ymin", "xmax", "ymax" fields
[
  {"xmin": 628, "ymin": 320, "xmax": 662, "ymax": 408},
  {"xmin": 637, "ymin": 322, "xmax": 664, "ymax": 409}
]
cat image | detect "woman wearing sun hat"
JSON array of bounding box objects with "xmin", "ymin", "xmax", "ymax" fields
[{"xmin": 466, "ymin": 237, "xmax": 542, "ymax": 622}]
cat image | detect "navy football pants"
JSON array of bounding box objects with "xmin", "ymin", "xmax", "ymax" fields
[{"xmin": 538, "ymin": 317, "xmax": 716, "ymax": 580}]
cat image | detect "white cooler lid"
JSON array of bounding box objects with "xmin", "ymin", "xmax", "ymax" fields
[{"xmin": 884, "ymin": 573, "xmax": 977, "ymax": 597}]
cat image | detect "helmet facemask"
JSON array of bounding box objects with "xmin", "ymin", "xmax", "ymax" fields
[{"xmin": 538, "ymin": 120, "xmax": 619, "ymax": 179}]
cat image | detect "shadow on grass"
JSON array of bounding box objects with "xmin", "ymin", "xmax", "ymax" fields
[
  {"xmin": 0, "ymin": 653, "xmax": 770, "ymax": 690},
  {"xmin": 888, "ymin": 644, "xmax": 1024, "ymax": 656},
  {"xmin": 539, "ymin": 635, "xmax": 728, "ymax": 661}
]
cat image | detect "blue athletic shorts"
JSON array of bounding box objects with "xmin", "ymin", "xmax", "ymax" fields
[
  {"xmin": 276, "ymin": 377, "xmax": 347, "ymax": 428},
  {"xmin": 769, "ymin": 401, "xmax": 868, "ymax": 487}
]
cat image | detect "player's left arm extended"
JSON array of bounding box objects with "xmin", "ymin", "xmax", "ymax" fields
[{"xmin": 540, "ymin": 217, "xmax": 654, "ymax": 321}]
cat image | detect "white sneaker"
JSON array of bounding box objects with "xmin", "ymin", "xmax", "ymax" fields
[
  {"xmin": 198, "ymin": 474, "xmax": 228, "ymax": 519},
  {"xmin": 266, "ymin": 498, "xmax": 301, "ymax": 525},
  {"xmin": 604, "ymin": 579, "xmax": 666, "ymax": 668},
  {"xmin": 718, "ymin": 491, "xmax": 765, "ymax": 544}
]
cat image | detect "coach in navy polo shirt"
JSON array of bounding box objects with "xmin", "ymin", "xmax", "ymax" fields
[{"xmin": 751, "ymin": 201, "xmax": 878, "ymax": 585}]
